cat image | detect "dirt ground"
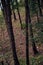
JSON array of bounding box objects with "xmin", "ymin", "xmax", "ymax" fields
[{"xmin": 0, "ymin": 9, "xmax": 43, "ymax": 65}]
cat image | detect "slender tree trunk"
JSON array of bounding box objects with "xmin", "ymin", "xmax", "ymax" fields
[
  {"xmin": 36, "ymin": 11, "xmax": 40, "ymax": 23},
  {"xmin": 5, "ymin": 59, "xmax": 10, "ymax": 65},
  {"xmin": 1, "ymin": 0, "xmax": 20, "ymax": 65},
  {"xmin": 25, "ymin": 0, "xmax": 38, "ymax": 55},
  {"xmin": 13, "ymin": 10, "xmax": 17, "ymax": 20},
  {"xmin": 41, "ymin": 0, "xmax": 43, "ymax": 8},
  {"xmin": 28, "ymin": 9, "xmax": 38, "ymax": 55},
  {"xmin": 37, "ymin": 0, "xmax": 42, "ymax": 16},
  {"xmin": 25, "ymin": 0, "xmax": 29, "ymax": 65},
  {"xmin": 10, "ymin": 0, "xmax": 17, "ymax": 20},
  {"xmin": 1, "ymin": 61, "xmax": 4, "ymax": 65},
  {"xmin": 1, "ymin": 4, "xmax": 5, "ymax": 16},
  {"xmin": 16, "ymin": 0, "xmax": 23, "ymax": 29},
  {"xmin": 1, "ymin": 8, "xmax": 4, "ymax": 15}
]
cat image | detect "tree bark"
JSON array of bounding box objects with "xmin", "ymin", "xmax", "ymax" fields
[
  {"xmin": 25, "ymin": 0, "xmax": 30, "ymax": 65},
  {"xmin": 1, "ymin": 0, "xmax": 20, "ymax": 65},
  {"xmin": 1, "ymin": 61, "xmax": 4, "ymax": 65},
  {"xmin": 37, "ymin": 0, "xmax": 42, "ymax": 16},
  {"xmin": 16, "ymin": 0, "xmax": 23, "ymax": 29},
  {"xmin": 41, "ymin": 0, "xmax": 43, "ymax": 8},
  {"xmin": 28, "ymin": 8, "xmax": 38, "ymax": 55},
  {"xmin": 13, "ymin": 10, "xmax": 17, "ymax": 20},
  {"xmin": 25, "ymin": 0, "xmax": 38, "ymax": 55},
  {"xmin": 11, "ymin": 1, "xmax": 17, "ymax": 20}
]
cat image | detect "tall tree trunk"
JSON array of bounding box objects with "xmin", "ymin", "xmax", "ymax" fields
[
  {"xmin": 1, "ymin": 61, "xmax": 4, "ymax": 65},
  {"xmin": 16, "ymin": 0, "xmax": 23, "ymax": 29},
  {"xmin": 13, "ymin": 10, "xmax": 17, "ymax": 20},
  {"xmin": 41, "ymin": 0, "xmax": 43, "ymax": 8},
  {"xmin": 13, "ymin": 11, "xmax": 17, "ymax": 20},
  {"xmin": 25, "ymin": 0, "xmax": 38, "ymax": 55},
  {"xmin": 11, "ymin": 1, "xmax": 17, "ymax": 20},
  {"xmin": 0, "ymin": 2, "xmax": 5, "ymax": 16},
  {"xmin": 37, "ymin": 0, "xmax": 42, "ymax": 16},
  {"xmin": 1, "ymin": 0, "xmax": 20, "ymax": 65},
  {"xmin": 28, "ymin": 9, "xmax": 38, "ymax": 55},
  {"xmin": 29, "ymin": 9, "xmax": 38, "ymax": 55},
  {"xmin": 25, "ymin": 0, "xmax": 29, "ymax": 65},
  {"xmin": 5, "ymin": 59, "xmax": 10, "ymax": 65},
  {"xmin": 36, "ymin": 11, "xmax": 40, "ymax": 23},
  {"xmin": 1, "ymin": 7, "xmax": 4, "ymax": 16}
]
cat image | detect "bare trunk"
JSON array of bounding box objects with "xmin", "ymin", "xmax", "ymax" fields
[
  {"xmin": 13, "ymin": 10, "xmax": 17, "ymax": 20},
  {"xmin": 5, "ymin": 59, "xmax": 10, "ymax": 65},
  {"xmin": 1, "ymin": 0, "xmax": 20, "ymax": 65},
  {"xmin": 37, "ymin": 0, "xmax": 42, "ymax": 16},
  {"xmin": 11, "ymin": 1, "xmax": 17, "ymax": 20},
  {"xmin": 16, "ymin": 0, "xmax": 23, "ymax": 29},
  {"xmin": 25, "ymin": 0, "xmax": 38, "ymax": 55},
  {"xmin": 41, "ymin": 0, "xmax": 43, "ymax": 8},
  {"xmin": 1, "ymin": 61, "xmax": 4, "ymax": 65},
  {"xmin": 36, "ymin": 11, "xmax": 40, "ymax": 23},
  {"xmin": 25, "ymin": 0, "xmax": 30, "ymax": 65},
  {"xmin": 28, "ymin": 9, "xmax": 38, "ymax": 55}
]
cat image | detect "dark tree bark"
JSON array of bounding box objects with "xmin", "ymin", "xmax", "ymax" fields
[
  {"xmin": 36, "ymin": 11, "xmax": 40, "ymax": 23},
  {"xmin": 37, "ymin": 0, "xmax": 42, "ymax": 16},
  {"xmin": 0, "ymin": 2, "xmax": 5, "ymax": 16},
  {"xmin": 0, "ymin": 61, "xmax": 4, "ymax": 65},
  {"xmin": 1, "ymin": 0, "xmax": 20, "ymax": 65},
  {"xmin": 28, "ymin": 10, "xmax": 39, "ymax": 55},
  {"xmin": 1, "ymin": 61, "xmax": 4, "ymax": 65},
  {"xmin": 16, "ymin": 0, "xmax": 23, "ymax": 29},
  {"xmin": 1, "ymin": 6, "xmax": 4, "ymax": 15},
  {"xmin": 25, "ymin": 0, "xmax": 38, "ymax": 55},
  {"xmin": 41, "ymin": 0, "xmax": 43, "ymax": 8},
  {"xmin": 25, "ymin": 0, "xmax": 29, "ymax": 65},
  {"xmin": 13, "ymin": 10, "xmax": 17, "ymax": 20},
  {"xmin": 11, "ymin": 0, "xmax": 17, "ymax": 20},
  {"xmin": 5, "ymin": 59, "xmax": 10, "ymax": 65}
]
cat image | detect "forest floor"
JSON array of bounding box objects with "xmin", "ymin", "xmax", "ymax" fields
[{"xmin": 0, "ymin": 8, "xmax": 43, "ymax": 65}]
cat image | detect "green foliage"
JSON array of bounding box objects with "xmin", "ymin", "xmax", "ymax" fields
[
  {"xmin": 34, "ymin": 22, "xmax": 43, "ymax": 43},
  {"xmin": 19, "ymin": 58, "xmax": 26, "ymax": 65},
  {"xmin": 18, "ymin": 0, "xmax": 25, "ymax": 6},
  {"xmin": 30, "ymin": 0, "xmax": 38, "ymax": 15},
  {"xmin": 19, "ymin": 55, "xmax": 43, "ymax": 65},
  {"xmin": 30, "ymin": 55, "xmax": 43, "ymax": 65},
  {"xmin": 10, "ymin": 0, "xmax": 24, "ymax": 10},
  {"xmin": 22, "ymin": 23, "xmax": 32, "ymax": 29},
  {"xmin": 35, "ymin": 22, "xmax": 43, "ymax": 29}
]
